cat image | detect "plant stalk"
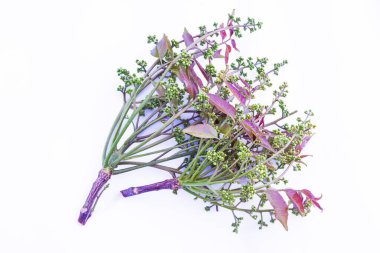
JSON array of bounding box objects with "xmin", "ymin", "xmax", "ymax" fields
[
  {"xmin": 120, "ymin": 178, "xmax": 180, "ymax": 198},
  {"xmin": 78, "ymin": 168, "xmax": 111, "ymax": 225}
]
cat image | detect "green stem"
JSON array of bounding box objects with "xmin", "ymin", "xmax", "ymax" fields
[
  {"xmin": 113, "ymin": 101, "xmax": 196, "ymax": 166},
  {"xmin": 111, "ymin": 90, "xmax": 138, "ymax": 144},
  {"xmin": 118, "ymin": 161, "xmax": 180, "ymax": 174},
  {"xmin": 124, "ymin": 141, "xmax": 198, "ymax": 160},
  {"xmin": 102, "ymin": 105, "xmax": 125, "ymax": 163},
  {"xmin": 120, "ymin": 113, "xmax": 168, "ymax": 152},
  {"xmin": 112, "ymin": 151, "xmax": 196, "ymax": 175},
  {"xmin": 128, "ymin": 135, "xmax": 173, "ymax": 156}
]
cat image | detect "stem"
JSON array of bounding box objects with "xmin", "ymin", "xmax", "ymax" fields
[
  {"xmin": 78, "ymin": 169, "xmax": 111, "ymax": 225},
  {"xmin": 264, "ymin": 110, "xmax": 297, "ymax": 127},
  {"xmin": 118, "ymin": 161, "xmax": 180, "ymax": 174},
  {"xmin": 112, "ymin": 151, "xmax": 195, "ymax": 175},
  {"xmin": 120, "ymin": 178, "xmax": 180, "ymax": 198},
  {"xmin": 102, "ymin": 105, "xmax": 125, "ymax": 163},
  {"xmin": 114, "ymin": 101, "xmax": 196, "ymax": 165},
  {"xmin": 124, "ymin": 141, "xmax": 198, "ymax": 160}
]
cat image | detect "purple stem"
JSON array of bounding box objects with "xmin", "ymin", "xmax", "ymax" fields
[
  {"xmin": 78, "ymin": 169, "xmax": 111, "ymax": 225},
  {"xmin": 121, "ymin": 178, "xmax": 180, "ymax": 197}
]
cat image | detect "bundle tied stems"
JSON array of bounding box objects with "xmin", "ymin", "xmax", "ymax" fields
[{"xmin": 78, "ymin": 11, "xmax": 322, "ymax": 232}]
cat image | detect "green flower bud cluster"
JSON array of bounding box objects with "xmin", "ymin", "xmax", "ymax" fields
[
  {"xmin": 287, "ymin": 119, "xmax": 315, "ymax": 135},
  {"xmin": 199, "ymin": 25, "xmax": 207, "ymax": 36},
  {"xmin": 206, "ymin": 149, "xmax": 226, "ymax": 165},
  {"xmin": 273, "ymin": 59, "xmax": 288, "ymax": 75},
  {"xmin": 278, "ymin": 82, "xmax": 289, "ymax": 96},
  {"xmin": 256, "ymin": 57, "xmax": 268, "ymax": 66},
  {"xmin": 117, "ymin": 85, "xmax": 124, "ymax": 92},
  {"xmin": 117, "ymin": 68, "xmax": 132, "ymax": 83},
  {"xmin": 246, "ymin": 17, "xmax": 261, "ymax": 26},
  {"xmin": 166, "ymin": 82, "xmax": 184, "ymax": 102},
  {"xmin": 272, "ymin": 133, "xmax": 290, "ymax": 149},
  {"xmin": 278, "ymin": 154, "xmax": 297, "ymax": 164},
  {"xmin": 205, "ymin": 64, "xmax": 217, "ymax": 77},
  {"xmin": 219, "ymin": 85, "xmax": 231, "ymax": 99},
  {"xmin": 254, "ymin": 154, "xmax": 266, "ymax": 163},
  {"xmin": 143, "ymin": 97, "xmax": 162, "ymax": 110},
  {"xmin": 249, "ymin": 104, "xmax": 264, "ymax": 114},
  {"xmin": 258, "ymin": 219, "xmax": 268, "ymax": 229},
  {"xmin": 240, "ymin": 184, "xmax": 256, "ymax": 202},
  {"xmin": 293, "ymin": 163, "xmax": 302, "ymax": 172},
  {"xmin": 147, "ymin": 35, "xmax": 158, "ymax": 44},
  {"xmin": 214, "ymin": 72, "xmax": 224, "ymax": 84},
  {"xmin": 278, "ymin": 100, "xmax": 289, "ymax": 117},
  {"xmin": 194, "ymin": 93, "xmax": 212, "ymax": 113},
  {"xmin": 304, "ymin": 109, "xmax": 315, "ymax": 117},
  {"xmin": 236, "ymin": 56, "xmax": 245, "ymax": 67},
  {"xmin": 136, "ymin": 59, "xmax": 147, "ymax": 73},
  {"xmin": 226, "ymin": 75, "xmax": 238, "ymax": 83},
  {"xmin": 255, "ymin": 163, "xmax": 268, "ymax": 180},
  {"xmin": 163, "ymin": 105, "xmax": 173, "ymax": 117},
  {"xmin": 211, "ymin": 42, "xmax": 218, "ymax": 52},
  {"xmin": 234, "ymin": 28, "xmax": 242, "ymax": 38},
  {"xmin": 203, "ymin": 48, "xmax": 214, "ymax": 59},
  {"xmin": 173, "ymin": 127, "xmax": 185, "ymax": 144},
  {"xmin": 197, "ymin": 92, "xmax": 208, "ymax": 102},
  {"xmin": 171, "ymin": 39, "xmax": 180, "ymax": 48},
  {"xmin": 221, "ymin": 189, "xmax": 235, "ymax": 206},
  {"xmin": 237, "ymin": 142, "xmax": 251, "ymax": 163},
  {"xmin": 232, "ymin": 216, "xmax": 243, "ymax": 233},
  {"xmin": 193, "ymin": 100, "xmax": 212, "ymax": 112},
  {"xmin": 116, "ymin": 68, "xmax": 144, "ymax": 94},
  {"xmin": 247, "ymin": 57, "xmax": 255, "ymax": 70},
  {"xmin": 178, "ymin": 50, "xmax": 192, "ymax": 67}
]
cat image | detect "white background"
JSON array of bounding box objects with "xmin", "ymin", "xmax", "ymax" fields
[{"xmin": 1, "ymin": 0, "xmax": 379, "ymax": 252}]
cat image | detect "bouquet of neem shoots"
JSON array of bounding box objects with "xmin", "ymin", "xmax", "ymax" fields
[{"xmin": 78, "ymin": 11, "xmax": 322, "ymax": 232}]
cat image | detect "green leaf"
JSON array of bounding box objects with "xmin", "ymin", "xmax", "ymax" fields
[
  {"xmin": 183, "ymin": 124, "xmax": 218, "ymax": 139},
  {"xmin": 150, "ymin": 34, "xmax": 173, "ymax": 60}
]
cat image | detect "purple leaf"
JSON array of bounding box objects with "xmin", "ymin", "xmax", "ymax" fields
[
  {"xmin": 213, "ymin": 49, "xmax": 224, "ymax": 58},
  {"xmin": 232, "ymin": 81, "xmax": 249, "ymax": 97},
  {"xmin": 189, "ymin": 63, "xmax": 204, "ymax": 88},
  {"xmin": 182, "ymin": 28, "xmax": 194, "ymax": 47},
  {"xmin": 296, "ymin": 135, "xmax": 312, "ymax": 153},
  {"xmin": 150, "ymin": 34, "xmax": 171, "ymax": 60},
  {"xmin": 239, "ymin": 77, "xmax": 262, "ymax": 93},
  {"xmin": 183, "ymin": 124, "xmax": 218, "ymax": 139},
  {"xmin": 301, "ymin": 189, "xmax": 323, "ymax": 211},
  {"xmin": 266, "ymin": 189, "xmax": 289, "ymax": 231},
  {"xmin": 228, "ymin": 19, "xmax": 234, "ymax": 37},
  {"xmin": 225, "ymin": 81, "xmax": 246, "ymax": 105},
  {"xmin": 208, "ymin": 93, "xmax": 236, "ymax": 119},
  {"xmin": 231, "ymin": 39, "xmax": 239, "ymax": 51},
  {"xmin": 240, "ymin": 120, "xmax": 275, "ymax": 152},
  {"xmin": 259, "ymin": 117, "xmax": 265, "ymax": 127},
  {"xmin": 239, "ymin": 77, "xmax": 251, "ymax": 89},
  {"xmin": 194, "ymin": 58, "xmax": 212, "ymax": 83},
  {"xmin": 220, "ymin": 23, "xmax": 227, "ymax": 41},
  {"xmin": 225, "ymin": 44, "xmax": 232, "ymax": 64},
  {"xmin": 284, "ymin": 189, "xmax": 305, "ymax": 216},
  {"xmin": 179, "ymin": 66, "xmax": 198, "ymax": 99}
]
